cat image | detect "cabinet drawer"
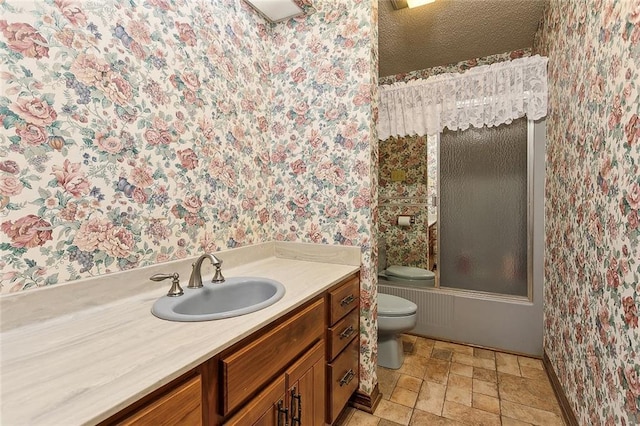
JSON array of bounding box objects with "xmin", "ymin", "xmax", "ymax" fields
[
  {"xmin": 326, "ymin": 338, "xmax": 359, "ymax": 423},
  {"xmin": 328, "ymin": 276, "xmax": 359, "ymax": 325},
  {"xmin": 327, "ymin": 309, "xmax": 358, "ymax": 360},
  {"xmin": 221, "ymin": 298, "xmax": 324, "ymax": 415},
  {"xmin": 117, "ymin": 375, "xmax": 202, "ymax": 426}
]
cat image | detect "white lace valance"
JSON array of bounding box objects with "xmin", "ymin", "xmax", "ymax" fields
[{"xmin": 378, "ymin": 55, "xmax": 549, "ymax": 140}]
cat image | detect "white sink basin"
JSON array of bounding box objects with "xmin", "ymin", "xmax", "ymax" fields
[{"xmin": 152, "ymin": 277, "xmax": 285, "ymax": 322}]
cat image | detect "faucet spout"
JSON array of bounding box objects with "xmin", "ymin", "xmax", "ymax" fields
[{"xmin": 188, "ymin": 254, "xmax": 225, "ymax": 288}]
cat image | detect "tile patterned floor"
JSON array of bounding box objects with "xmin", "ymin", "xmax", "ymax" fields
[{"xmin": 337, "ymin": 335, "xmax": 565, "ymax": 426}]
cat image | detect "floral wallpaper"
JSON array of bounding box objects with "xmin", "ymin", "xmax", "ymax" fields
[
  {"xmin": 0, "ymin": 0, "xmax": 379, "ymax": 397},
  {"xmin": 0, "ymin": 0, "xmax": 274, "ymax": 293},
  {"xmin": 378, "ymin": 134, "xmax": 429, "ymax": 270},
  {"xmin": 269, "ymin": 0, "xmax": 378, "ymax": 394},
  {"xmin": 535, "ymin": 0, "xmax": 640, "ymax": 424}
]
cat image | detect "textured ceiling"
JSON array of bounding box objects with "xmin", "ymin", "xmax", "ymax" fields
[{"xmin": 378, "ymin": 0, "xmax": 545, "ymax": 77}]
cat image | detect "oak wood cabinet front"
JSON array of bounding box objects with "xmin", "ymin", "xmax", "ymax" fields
[
  {"xmin": 110, "ymin": 374, "xmax": 202, "ymax": 426},
  {"xmin": 326, "ymin": 274, "xmax": 360, "ymax": 424}
]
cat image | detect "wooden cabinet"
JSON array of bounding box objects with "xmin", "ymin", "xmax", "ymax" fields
[
  {"xmin": 220, "ymin": 298, "xmax": 324, "ymax": 415},
  {"xmin": 286, "ymin": 341, "xmax": 325, "ymax": 425},
  {"xmin": 102, "ymin": 273, "xmax": 359, "ymax": 426},
  {"xmin": 225, "ymin": 341, "xmax": 325, "ymax": 426},
  {"xmin": 106, "ymin": 374, "xmax": 202, "ymax": 426},
  {"xmin": 326, "ymin": 274, "xmax": 360, "ymax": 424},
  {"xmin": 223, "ymin": 376, "xmax": 286, "ymax": 426}
]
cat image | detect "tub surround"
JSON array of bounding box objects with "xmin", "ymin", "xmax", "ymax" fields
[{"xmin": 0, "ymin": 242, "xmax": 360, "ymax": 425}]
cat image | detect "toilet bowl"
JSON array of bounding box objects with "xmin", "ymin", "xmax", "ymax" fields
[{"xmin": 378, "ymin": 293, "xmax": 417, "ymax": 369}]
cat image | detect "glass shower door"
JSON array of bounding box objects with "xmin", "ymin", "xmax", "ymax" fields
[{"xmin": 438, "ymin": 118, "xmax": 529, "ymax": 297}]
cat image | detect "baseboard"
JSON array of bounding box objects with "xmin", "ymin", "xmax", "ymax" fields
[
  {"xmin": 543, "ymin": 351, "xmax": 579, "ymax": 426},
  {"xmin": 350, "ymin": 384, "xmax": 382, "ymax": 414}
]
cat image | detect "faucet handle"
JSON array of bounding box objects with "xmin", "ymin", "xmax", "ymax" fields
[
  {"xmin": 150, "ymin": 272, "xmax": 184, "ymax": 297},
  {"xmin": 211, "ymin": 261, "xmax": 225, "ymax": 283}
]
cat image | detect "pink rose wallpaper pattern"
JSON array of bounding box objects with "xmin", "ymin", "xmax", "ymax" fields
[
  {"xmin": 0, "ymin": 0, "xmax": 378, "ymax": 394},
  {"xmin": 535, "ymin": 0, "xmax": 640, "ymax": 423}
]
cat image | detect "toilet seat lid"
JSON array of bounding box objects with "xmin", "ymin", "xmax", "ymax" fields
[
  {"xmin": 386, "ymin": 265, "xmax": 435, "ymax": 280},
  {"xmin": 379, "ymin": 293, "xmax": 417, "ymax": 316}
]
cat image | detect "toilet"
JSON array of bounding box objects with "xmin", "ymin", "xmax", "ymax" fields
[
  {"xmin": 377, "ymin": 293, "xmax": 417, "ymax": 369},
  {"xmin": 378, "ymin": 238, "xmax": 436, "ymax": 287},
  {"xmin": 376, "ymin": 238, "xmax": 423, "ymax": 368}
]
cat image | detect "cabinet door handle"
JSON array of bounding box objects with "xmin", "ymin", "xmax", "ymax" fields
[
  {"xmin": 339, "ymin": 369, "xmax": 355, "ymax": 387},
  {"xmin": 277, "ymin": 400, "xmax": 289, "ymax": 426},
  {"xmin": 290, "ymin": 388, "xmax": 302, "ymax": 425},
  {"xmin": 340, "ymin": 294, "xmax": 355, "ymax": 307},
  {"xmin": 339, "ymin": 325, "xmax": 355, "ymax": 340}
]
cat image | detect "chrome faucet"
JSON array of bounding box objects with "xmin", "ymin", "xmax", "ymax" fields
[{"xmin": 188, "ymin": 254, "xmax": 225, "ymax": 288}]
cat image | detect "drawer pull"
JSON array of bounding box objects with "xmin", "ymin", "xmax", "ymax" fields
[
  {"xmin": 340, "ymin": 294, "xmax": 355, "ymax": 307},
  {"xmin": 339, "ymin": 325, "xmax": 355, "ymax": 340},
  {"xmin": 339, "ymin": 369, "xmax": 355, "ymax": 387}
]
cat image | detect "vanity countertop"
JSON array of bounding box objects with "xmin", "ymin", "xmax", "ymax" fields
[{"xmin": 0, "ymin": 242, "xmax": 360, "ymax": 425}]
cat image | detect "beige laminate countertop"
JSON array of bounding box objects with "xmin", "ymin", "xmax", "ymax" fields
[{"xmin": 0, "ymin": 242, "xmax": 360, "ymax": 426}]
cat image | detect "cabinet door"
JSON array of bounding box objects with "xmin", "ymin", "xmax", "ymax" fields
[
  {"xmin": 286, "ymin": 341, "xmax": 325, "ymax": 426},
  {"xmin": 224, "ymin": 376, "xmax": 287, "ymax": 426},
  {"xmin": 116, "ymin": 375, "xmax": 202, "ymax": 426}
]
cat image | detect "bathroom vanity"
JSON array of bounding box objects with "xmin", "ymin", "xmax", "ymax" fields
[{"xmin": 0, "ymin": 242, "xmax": 361, "ymax": 426}]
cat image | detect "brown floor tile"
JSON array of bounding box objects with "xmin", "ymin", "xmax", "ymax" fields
[
  {"xmin": 500, "ymin": 400, "xmax": 564, "ymax": 426},
  {"xmin": 473, "ymin": 378, "xmax": 498, "ymax": 397},
  {"xmin": 424, "ymin": 358, "xmax": 450, "ymax": 384},
  {"xmin": 402, "ymin": 335, "xmax": 417, "ymax": 355},
  {"xmin": 472, "ymin": 357, "xmax": 496, "ymax": 370},
  {"xmin": 496, "ymin": 352, "xmax": 521, "ymax": 376},
  {"xmin": 474, "ymin": 348, "xmax": 496, "ymax": 360},
  {"xmin": 379, "ymin": 420, "xmax": 404, "ymax": 426},
  {"xmin": 498, "ymin": 372, "xmax": 561, "ymax": 414},
  {"xmin": 518, "ymin": 356, "xmax": 543, "ymax": 370},
  {"xmin": 520, "ymin": 365, "xmax": 549, "ymax": 381},
  {"xmin": 374, "ymin": 399, "xmax": 413, "ymax": 426},
  {"xmin": 415, "ymin": 337, "xmax": 435, "ymax": 358},
  {"xmin": 398, "ymin": 354, "xmax": 430, "ymax": 379},
  {"xmin": 410, "ymin": 409, "xmax": 464, "ymax": 425},
  {"xmin": 501, "ymin": 416, "xmax": 534, "ymax": 426},
  {"xmin": 450, "ymin": 362, "xmax": 473, "ymax": 378},
  {"xmin": 415, "ymin": 381, "xmax": 446, "ymax": 416},
  {"xmin": 445, "ymin": 385, "xmax": 472, "ymax": 406},
  {"xmin": 432, "ymin": 348, "xmax": 454, "ymax": 361},
  {"xmin": 396, "ymin": 374, "xmax": 422, "ymax": 393},
  {"xmin": 448, "ymin": 373, "xmax": 472, "ymax": 391},
  {"xmin": 378, "ymin": 367, "xmax": 400, "ymax": 400},
  {"xmin": 346, "ymin": 409, "xmax": 380, "ymax": 425},
  {"xmin": 451, "ymin": 352, "xmax": 475, "ymax": 366},
  {"xmin": 442, "ymin": 401, "xmax": 501, "ymax": 426},
  {"xmin": 390, "ymin": 386, "xmax": 419, "ymax": 408},
  {"xmin": 358, "ymin": 339, "xmax": 563, "ymax": 426},
  {"xmin": 473, "ymin": 367, "xmax": 497, "ymax": 382},
  {"xmin": 472, "ymin": 393, "xmax": 500, "ymax": 414},
  {"xmin": 434, "ymin": 341, "xmax": 474, "ymax": 355}
]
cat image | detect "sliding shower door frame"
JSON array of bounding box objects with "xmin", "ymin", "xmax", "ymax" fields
[{"xmin": 434, "ymin": 119, "xmax": 535, "ymax": 303}]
